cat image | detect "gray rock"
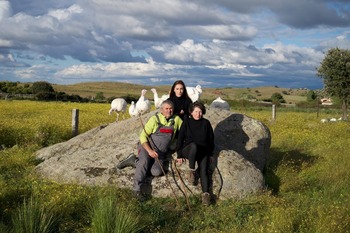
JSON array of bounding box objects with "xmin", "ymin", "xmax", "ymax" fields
[{"xmin": 35, "ymin": 108, "xmax": 271, "ymax": 200}]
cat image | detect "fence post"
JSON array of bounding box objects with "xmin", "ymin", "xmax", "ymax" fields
[
  {"xmin": 317, "ymin": 98, "xmax": 320, "ymax": 118},
  {"xmin": 272, "ymin": 104, "xmax": 276, "ymax": 121},
  {"xmin": 72, "ymin": 109, "xmax": 79, "ymax": 137}
]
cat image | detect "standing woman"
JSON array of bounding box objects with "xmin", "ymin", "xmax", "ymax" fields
[
  {"xmin": 167, "ymin": 80, "xmax": 192, "ymax": 120},
  {"xmin": 176, "ymin": 101, "xmax": 214, "ymax": 206}
]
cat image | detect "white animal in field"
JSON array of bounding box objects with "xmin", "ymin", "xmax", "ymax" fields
[
  {"xmin": 128, "ymin": 101, "xmax": 140, "ymax": 118},
  {"xmin": 150, "ymin": 88, "xmax": 169, "ymax": 108},
  {"xmin": 109, "ymin": 98, "xmax": 127, "ymax": 122},
  {"xmin": 186, "ymin": 85, "xmax": 202, "ymax": 102},
  {"xmin": 135, "ymin": 89, "xmax": 151, "ymax": 115},
  {"xmin": 210, "ymin": 97, "xmax": 230, "ymax": 110},
  {"xmin": 320, "ymin": 118, "xmax": 329, "ymax": 123}
]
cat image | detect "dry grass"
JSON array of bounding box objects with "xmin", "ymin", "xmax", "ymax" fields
[{"xmin": 53, "ymin": 82, "xmax": 309, "ymax": 104}]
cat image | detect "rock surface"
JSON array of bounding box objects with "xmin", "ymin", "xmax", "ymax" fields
[{"xmin": 35, "ymin": 107, "xmax": 271, "ymax": 200}]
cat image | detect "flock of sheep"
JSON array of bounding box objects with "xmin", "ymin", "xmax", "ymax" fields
[{"xmin": 109, "ymin": 85, "xmax": 231, "ymax": 122}]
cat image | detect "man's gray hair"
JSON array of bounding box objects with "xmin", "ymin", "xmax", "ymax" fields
[{"xmin": 160, "ymin": 99, "xmax": 174, "ymax": 109}]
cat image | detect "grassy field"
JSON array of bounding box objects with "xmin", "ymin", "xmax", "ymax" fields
[
  {"xmin": 0, "ymin": 100, "xmax": 349, "ymax": 232},
  {"xmin": 52, "ymin": 82, "xmax": 309, "ymax": 104}
]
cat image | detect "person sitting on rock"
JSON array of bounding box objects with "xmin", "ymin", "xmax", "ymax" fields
[
  {"xmin": 176, "ymin": 101, "xmax": 215, "ymax": 206},
  {"xmin": 131, "ymin": 100, "xmax": 182, "ymax": 201},
  {"xmin": 167, "ymin": 80, "xmax": 192, "ymax": 120},
  {"xmin": 117, "ymin": 80, "xmax": 191, "ymax": 170}
]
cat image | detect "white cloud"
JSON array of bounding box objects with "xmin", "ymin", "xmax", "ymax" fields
[
  {"xmin": 0, "ymin": 1, "xmax": 11, "ymax": 21},
  {"xmin": 48, "ymin": 4, "xmax": 83, "ymax": 21},
  {"xmin": 0, "ymin": 0, "xmax": 349, "ymax": 88},
  {"xmin": 56, "ymin": 58, "xmax": 163, "ymax": 78}
]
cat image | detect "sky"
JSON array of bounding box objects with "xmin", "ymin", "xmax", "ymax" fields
[{"xmin": 0, "ymin": 0, "xmax": 350, "ymax": 89}]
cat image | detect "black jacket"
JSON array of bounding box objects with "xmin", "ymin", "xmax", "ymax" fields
[
  {"xmin": 168, "ymin": 96, "xmax": 192, "ymax": 120},
  {"xmin": 176, "ymin": 117, "xmax": 214, "ymax": 158}
]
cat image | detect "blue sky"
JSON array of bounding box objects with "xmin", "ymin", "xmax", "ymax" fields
[{"xmin": 0, "ymin": 0, "xmax": 349, "ymax": 89}]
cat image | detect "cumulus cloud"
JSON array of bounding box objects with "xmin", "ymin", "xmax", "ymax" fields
[
  {"xmin": 0, "ymin": 1, "xmax": 11, "ymax": 21},
  {"xmin": 0, "ymin": 0, "xmax": 349, "ymax": 88}
]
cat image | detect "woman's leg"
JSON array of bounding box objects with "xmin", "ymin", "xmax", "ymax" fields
[
  {"xmin": 197, "ymin": 153, "xmax": 209, "ymax": 193},
  {"xmin": 181, "ymin": 142, "xmax": 197, "ymax": 169}
]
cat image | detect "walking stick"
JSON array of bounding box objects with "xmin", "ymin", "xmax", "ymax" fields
[{"xmin": 173, "ymin": 160, "xmax": 191, "ymax": 211}]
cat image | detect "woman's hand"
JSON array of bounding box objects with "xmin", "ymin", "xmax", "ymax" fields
[{"xmin": 176, "ymin": 158, "xmax": 185, "ymax": 165}]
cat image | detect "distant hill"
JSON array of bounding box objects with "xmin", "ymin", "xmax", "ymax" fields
[{"xmin": 52, "ymin": 82, "xmax": 309, "ymax": 104}]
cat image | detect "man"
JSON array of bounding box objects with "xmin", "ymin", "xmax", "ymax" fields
[{"xmin": 132, "ymin": 100, "xmax": 182, "ymax": 200}]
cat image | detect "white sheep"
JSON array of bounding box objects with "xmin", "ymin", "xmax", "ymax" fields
[
  {"xmin": 186, "ymin": 85, "xmax": 202, "ymax": 102},
  {"xmin": 109, "ymin": 98, "xmax": 127, "ymax": 122},
  {"xmin": 150, "ymin": 88, "xmax": 169, "ymax": 108},
  {"xmin": 210, "ymin": 97, "xmax": 230, "ymax": 110},
  {"xmin": 135, "ymin": 89, "xmax": 151, "ymax": 115},
  {"xmin": 128, "ymin": 101, "xmax": 140, "ymax": 118}
]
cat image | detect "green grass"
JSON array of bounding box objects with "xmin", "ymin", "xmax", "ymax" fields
[
  {"xmin": 11, "ymin": 196, "xmax": 56, "ymax": 233},
  {"xmin": 90, "ymin": 192, "xmax": 143, "ymax": 233},
  {"xmin": 0, "ymin": 100, "xmax": 349, "ymax": 232}
]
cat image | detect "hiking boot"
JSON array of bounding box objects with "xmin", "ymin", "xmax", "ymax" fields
[
  {"xmin": 188, "ymin": 169, "xmax": 196, "ymax": 185},
  {"xmin": 117, "ymin": 153, "xmax": 136, "ymax": 169},
  {"xmin": 201, "ymin": 192, "xmax": 211, "ymax": 206},
  {"xmin": 187, "ymin": 169, "xmax": 199, "ymax": 186}
]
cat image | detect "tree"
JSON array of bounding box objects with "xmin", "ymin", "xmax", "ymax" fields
[
  {"xmin": 31, "ymin": 81, "xmax": 55, "ymax": 94},
  {"xmin": 317, "ymin": 48, "xmax": 350, "ymax": 120},
  {"xmin": 271, "ymin": 92, "xmax": 286, "ymax": 105},
  {"xmin": 306, "ymin": 90, "xmax": 317, "ymax": 102},
  {"xmin": 94, "ymin": 92, "xmax": 105, "ymax": 102},
  {"xmin": 31, "ymin": 81, "xmax": 55, "ymax": 100}
]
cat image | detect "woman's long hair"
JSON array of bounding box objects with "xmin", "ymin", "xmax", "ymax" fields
[{"xmin": 169, "ymin": 80, "xmax": 190, "ymax": 99}]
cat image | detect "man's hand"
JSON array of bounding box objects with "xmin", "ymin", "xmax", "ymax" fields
[
  {"xmin": 148, "ymin": 150, "xmax": 158, "ymax": 158},
  {"xmin": 142, "ymin": 142, "xmax": 158, "ymax": 158}
]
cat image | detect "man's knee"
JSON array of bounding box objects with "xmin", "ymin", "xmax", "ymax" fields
[{"xmin": 151, "ymin": 166, "xmax": 163, "ymax": 177}]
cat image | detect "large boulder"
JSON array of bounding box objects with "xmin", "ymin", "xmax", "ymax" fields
[{"xmin": 35, "ymin": 108, "xmax": 271, "ymax": 200}]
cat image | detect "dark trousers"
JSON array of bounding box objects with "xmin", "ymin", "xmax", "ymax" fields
[
  {"xmin": 133, "ymin": 145, "xmax": 164, "ymax": 192},
  {"xmin": 181, "ymin": 142, "xmax": 210, "ymax": 193}
]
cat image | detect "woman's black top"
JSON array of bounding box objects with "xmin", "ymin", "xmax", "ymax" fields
[
  {"xmin": 168, "ymin": 96, "xmax": 192, "ymax": 120},
  {"xmin": 176, "ymin": 117, "xmax": 214, "ymax": 158}
]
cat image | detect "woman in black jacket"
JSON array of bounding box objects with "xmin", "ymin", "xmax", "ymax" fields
[
  {"xmin": 176, "ymin": 101, "xmax": 214, "ymax": 205},
  {"xmin": 167, "ymin": 80, "xmax": 192, "ymax": 120}
]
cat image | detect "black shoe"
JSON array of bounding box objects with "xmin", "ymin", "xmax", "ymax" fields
[
  {"xmin": 133, "ymin": 191, "xmax": 146, "ymax": 202},
  {"xmin": 117, "ymin": 153, "xmax": 136, "ymax": 169}
]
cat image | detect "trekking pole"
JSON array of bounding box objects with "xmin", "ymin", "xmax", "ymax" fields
[
  {"xmin": 173, "ymin": 160, "xmax": 191, "ymax": 211},
  {"xmin": 210, "ymin": 144, "xmax": 227, "ymax": 200},
  {"xmin": 138, "ymin": 116, "xmax": 180, "ymax": 206}
]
